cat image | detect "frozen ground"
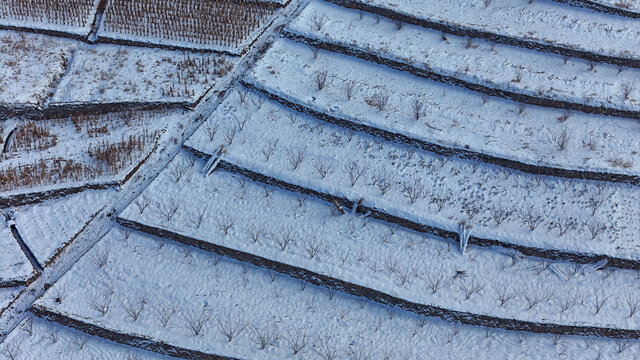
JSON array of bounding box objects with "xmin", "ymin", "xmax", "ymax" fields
[
  {"xmin": 13, "ymin": 189, "xmax": 114, "ymax": 266},
  {"xmin": 186, "ymin": 87, "xmax": 639, "ymax": 261},
  {"xmin": 35, "ymin": 229, "xmax": 640, "ymax": 360},
  {"xmin": 363, "ymin": 0, "xmax": 640, "ymax": 59},
  {"xmin": 51, "ymin": 44, "xmax": 235, "ymax": 105},
  {"xmin": 0, "ymin": 316, "xmax": 171, "ymax": 360},
  {"xmin": 0, "ymin": 31, "xmax": 75, "ymax": 108},
  {"xmin": 120, "ymin": 152, "xmax": 640, "ymax": 331},
  {"xmin": 246, "ymin": 38, "xmax": 640, "ymax": 176},
  {"xmin": 0, "ymin": 288, "xmax": 21, "ymax": 316},
  {"xmin": 0, "ymin": 227, "xmax": 33, "ymax": 285},
  {"xmin": 289, "ymin": 0, "xmax": 640, "ymax": 112}
]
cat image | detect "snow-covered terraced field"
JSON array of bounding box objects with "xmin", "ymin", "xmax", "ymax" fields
[
  {"xmin": 342, "ymin": 0, "xmax": 640, "ymax": 61},
  {"xmin": 34, "ymin": 229, "xmax": 639, "ymax": 359},
  {"xmin": 13, "ymin": 189, "xmax": 114, "ymax": 266},
  {"xmin": 245, "ymin": 39, "xmax": 640, "ymax": 177},
  {"xmin": 0, "ymin": 227, "xmax": 33, "ymax": 286},
  {"xmin": 288, "ymin": 0, "xmax": 640, "ymax": 114},
  {"xmin": 51, "ymin": 45, "xmax": 235, "ymax": 105},
  {"xmin": 185, "ymin": 87, "xmax": 639, "ymax": 262},
  {"xmin": 0, "ymin": 31, "xmax": 75, "ymax": 109},
  {"xmin": 120, "ymin": 152, "xmax": 640, "ymax": 332},
  {"xmin": 0, "ymin": 316, "xmax": 171, "ymax": 360}
]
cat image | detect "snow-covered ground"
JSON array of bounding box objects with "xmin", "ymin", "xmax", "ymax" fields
[
  {"xmin": 51, "ymin": 44, "xmax": 235, "ymax": 105},
  {"xmin": 0, "ymin": 288, "xmax": 21, "ymax": 315},
  {"xmin": 0, "ymin": 0, "xmax": 99, "ymax": 36},
  {"xmin": 185, "ymin": 87, "xmax": 639, "ymax": 261},
  {"xmin": 120, "ymin": 152, "xmax": 640, "ymax": 331},
  {"xmin": 35, "ymin": 229, "xmax": 639, "ymax": 360},
  {"xmin": 0, "ymin": 31, "xmax": 75, "ymax": 108},
  {"xmin": 13, "ymin": 189, "xmax": 114, "ymax": 266},
  {"xmin": 360, "ymin": 0, "xmax": 640, "ymax": 59},
  {"xmin": 289, "ymin": 0, "xmax": 640, "ymax": 112},
  {"xmin": 1, "ymin": 110, "xmax": 183, "ymax": 194},
  {"xmin": 0, "ymin": 227, "xmax": 33, "ymax": 285},
  {"xmin": 0, "ymin": 316, "xmax": 171, "ymax": 359},
  {"xmin": 589, "ymin": 0, "xmax": 640, "ymax": 12},
  {"xmin": 245, "ymin": 38, "xmax": 640, "ymax": 176}
]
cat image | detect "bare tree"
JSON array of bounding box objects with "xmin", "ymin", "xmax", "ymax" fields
[
  {"xmin": 72, "ymin": 335, "xmax": 89, "ymax": 350},
  {"xmin": 311, "ymin": 13, "xmax": 328, "ymax": 31},
  {"xmin": 490, "ymin": 207, "xmax": 511, "ymax": 225},
  {"xmin": 616, "ymin": 339, "xmax": 633, "ymax": 353},
  {"xmin": 314, "ymin": 71, "xmax": 328, "ymax": 90},
  {"xmin": 554, "ymin": 217, "xmax": 576, "ymax": 236},
  {"xmin": 250, "ymin": 321, "xmax": 277, "ymax": 350},
  {"xmin": 217, "ymin": 312, "xmax": 246, "ymax": 341},
  {"xmin": 620, "ymin": 82, "xmax": 634, "ymax": 100},
  {"xmin": 314, "ymin": 337, "xmax": 339, "ymax": 360},
  {"xmin": 182, "ymin": 306, "xmax": 210, "ymax": 335},
  {"xmin": 346, "ymin": 344, "xmax": 375, "ymax": 360},
  {"xmin": 121, "ymin": 296, "xmax": 146, "ymax": 321},
  {"xmin": 89, "ymin": 244, "xmax": 110, "ymax": 268},
  {"xmin": 246, "ymin": 222, "xmax": 265, "ymax": 243},
  {"xmin": 20, "ymin": 317, "xmax": 33, "ymax": 336},
  {"xmin": 189, "ymin": 205, "xmax": 207, "ymax": 229},
  {"xmin": 233, "ymin": 112, "xmax": 250, "ymax": 131},
  {"xmin": 261, "ymin": 138, "xmax": 278, "ymax": 162},
  {"xmin": 203, "ymin": 120, "xmax": 219, "ymax": 141},
  {"xmin": 155, "ymin": 199, "xmax": 180, "ymax": 222},
  {"xmin": 627, "ymin": 294, "xmax": 640, "ymax": 318},
  {"xmin": 215, "ymin": 212, "xmax": 236, "ymax": 235},
  {"xmin": 1, "ymin": 342, "xmax": 21, "ymax": 360},
  {"xmin": 343, "ymin": 161, "xmax": 368, "ymax": 187},
  {"xmin": 553, "ymin": 293, "xmax": 579, "ymax": 313},
  {"xmin": 286, "ymin": 145, "xmax": 307, "ymax": 170},
  {"xmin": 270, "ymin": 226, "xmax": 296, "ymax": 251},
  {"xmin": 402, "ymin": 177, "xmax": 424, "ymax": 204},
  {"xmin": 426, "ymin": 270, "xmax": 447, "ymax": 294},
  {"xmin": 344, "ymin": 80, "xmax": 356, "ymax": 100},
  {"xmin": 590, "ymin": 289, "xmax": 608, "ymax": 315},
  {"xmin": 223, "ymin": 127, "xmax": 236, "ymax": 145},
  {"xmin": 394, "ymin": 264, "xmax": 414, "ymax": 286},
  {"xmin": 521, "ymin": 206, "xmax": 543, "ymax": 231},
  {"xmin": 303, "ymin": 237, "xmax": 322, "ymax": 259},
  {"xmin": 313, "ymin": 158, "xmax": 335, "ymax": 178},
  {"xmin": 153, "ymin": 304, "xmax": 176, "ymax": 327},
  {"xmin": 134, "ymin": 194, "xmax": 151, "ymax": 214},
  {"xmin": 519, "ymin": 286, "xmax": 550, "ymax": 310},
  {"xmin": 587, "ymin": 194, "xmax": 607, "ymax": 216},
  {"xmin": 88, "ymin": 290, "xmax": 113, "ymax": 316},
  {"xmin": 284, "ymin": 329, "xmax": 308, "ymax": 354},
  {"xmin": 372, "ymin": 168, "xmax": 396, "ymax": 195},
  {"xmin": 550, "ymin": 126, "xmax": 570, "ymax": 151},
  {"xmin": 411, "ymin": 97, "xmax": 424, "ymax": 121},
  {"xmin": 459, "ymin": 277, "xmax": 484, "ymax": 300},
  {"xmin": 493, "ymin": 285, "xmax": 516, "ymax": 307},
  {"xmin": 366, "ymin": 90, "xmax": 390, "ymax": 111},
  {"xmin": 168, "ymin": 159, "xmax": 190, "ymax": 182},
  {"xmin": 586, "ymin": 222, "xmax": 607, "ymax": 240}
]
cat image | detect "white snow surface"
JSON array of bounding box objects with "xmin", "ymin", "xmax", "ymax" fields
[
  {"xmin": 13, "ymin": 189, "xmax": 114, "ymax": 266},
  {"xmin": 0, "ymin": 31, "xmax": 75, "ymax": 107},
  {"xmin": 120, "ymin": 152, "xmax": 640, "ymax": 331},
  {"xmin": 0, "ymin": 227, "xmax": 33, "ymax": 284},
  {"xmin": 51, "ymin": 44, "xmax": 235, "ymax": 105},
  {"xmin": 35, "ymin": 228, "xmax": 639, "ymax": 360},
  {"xmin": 186, "ymin": 87, "xmax": 640, "ymax": 261},
  {"xmin": 290, "ymin": 0, "xmax": 640, "ymax": 112},
  {"xmin": 0, "ymin": 316, "xmax": 171, "ymax": 359},
  {"xmin": 245, "ymin": 37, "xmax": 640, "ymax": 176},
  {"xmin": 362, "ymin": 0, "xmax": 640, "ymax": 59}
]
